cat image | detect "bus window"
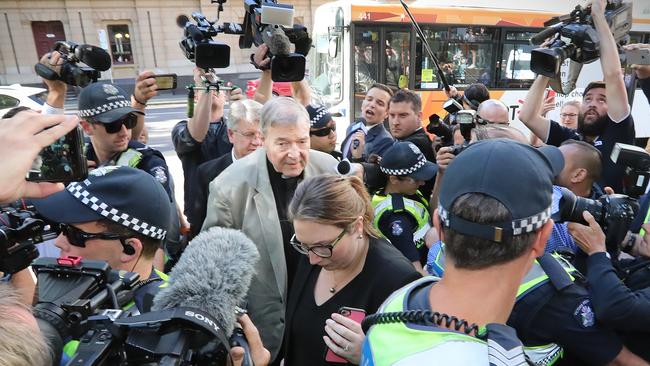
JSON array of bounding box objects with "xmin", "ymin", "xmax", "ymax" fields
[
  {"xmin": 497, "ymin": 31, "xmax": 537, "ymax": 88},
  {"xmin": 353, "ymin": 27, "xmax": 380, "ymax": 120},
  {"xmin": 416, "ymin": 26, "xmax": 497, "ymax": 89},
  {"xmin": 354, "ymin": 27, "xmax": 380, "ymax": 94},
  {"xmin": 310, "ymin": 7, "xmax": 344, "ymax": 105},
  {"xmin": 384, "ymin": 31, "xmax": 410, "ymax": 90}
]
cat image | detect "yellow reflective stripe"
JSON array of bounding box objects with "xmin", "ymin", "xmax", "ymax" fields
[
  {"xmin": 524, "ymin": 343, "xmax": 564, "ymax": 366},
  {"xmin": 63, "ymin": 340, "xmax": 80, "ymax": 358},
  {"xmin": 640, "ymin": 206, "xmax": 650, "ymax": 236},
  {"xmin": 368, "ymin": 277, "xmax": 486, "ymax": 365},
  {"xmin": 115, "ymin": 148, "xmax": 143, "ymax": 168}
]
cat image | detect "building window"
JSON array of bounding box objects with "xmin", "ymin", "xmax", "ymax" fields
[{"xmin": 107, "ymin": 24, "xmax": 134, "ymax": 65}]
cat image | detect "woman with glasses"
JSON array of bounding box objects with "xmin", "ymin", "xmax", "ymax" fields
[
  {"xmin": 284, "ymin": 174, "xmax": 421, "ymax": 365},
  {"xmin": 559, "ymin": 100, "xmax": 581, "ymax": 130}
]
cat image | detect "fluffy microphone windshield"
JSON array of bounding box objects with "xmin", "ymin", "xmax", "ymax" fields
[
  {"xmin": 262, "ymin": 25, "xmax": 291, "ymax": 57},
  {"xmin": 152, "ymin": 227, "xmax": 260, "ymax": 336}
]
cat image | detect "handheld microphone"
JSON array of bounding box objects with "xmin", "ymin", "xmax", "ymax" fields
[
  {"xmin": 262, "ymin": 24, "xmax": 291, "ymax": 57},
  {"xmin": 152, "ymin": 227, "xmax": 260, "ymax": 336}
]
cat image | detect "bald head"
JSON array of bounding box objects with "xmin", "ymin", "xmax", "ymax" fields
[
  {"xmin": 477, "ymin": 99, "xmax": 509, "ymax": 124},
  {"xmin": 559, "ymin": 140, "xmax": 602, "ymax": 182},
  {"xmin": 556, "ymin": 140, "xmax": 602, "ymax": 196},
  {"xmin": 471, "ymin": 124, "xmax": 528, "ymax": 144}
]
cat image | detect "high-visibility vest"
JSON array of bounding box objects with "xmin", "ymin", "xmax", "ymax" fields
[{"xmin": 371, "ymin": 192, "xmax": 431, "ymax": 248}]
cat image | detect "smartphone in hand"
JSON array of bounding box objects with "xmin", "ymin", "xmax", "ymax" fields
[
  {"xmin": 626, "ymin": 48, "xmax": 650, "ymax": 65},
  {"xmin": 26, "ymin": 126, "xmax": 88, "ymax": 183},
  {"xmin": 324, "ymin": 307, "xmax": 367, "ymax": 363},
  {"xmin": 152, "ymin": 74, "xmax": 178, "ymax": 90}
]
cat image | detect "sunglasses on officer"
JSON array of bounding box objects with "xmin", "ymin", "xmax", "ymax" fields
[
  {"xmin": 59, "ymin": 223, "xmax": 129, "ymax": 248},
  {"xmin": 310, "ymin": 124, "xmax": 336, "ymax": 137},
  {"xmin": 90, "ymin": 114, "xmax": 138, "ymax": 134}
]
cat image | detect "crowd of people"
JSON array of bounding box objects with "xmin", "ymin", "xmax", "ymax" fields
[{"xmin": 4, "ymin": 0, "xmax": 650, "ymax": 365}]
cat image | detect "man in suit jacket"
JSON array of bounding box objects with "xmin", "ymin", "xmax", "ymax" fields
[
  {"xmin": 388, "ymin": 89, "xmax": 436, "ymax": 198},
  {"xmin": 189, "ymin": 99, "xmax": 263, "ymax": 239},
  {"xmin": 341, "ymin": 83, "xmax": 395, "ymax": 161},
  {"xmin": 202, "ymin": 97, "xmax": 338, "ymax": 361}
]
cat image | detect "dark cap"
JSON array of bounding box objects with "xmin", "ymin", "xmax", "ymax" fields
[
  {"xmin": 463, "ymin": 83, "xmax": 490, "ymax": 110},
  {"xmin": 306, "ymin": 104, "xmax": 333, "ymax": 129},
  {"xmin": 33, "ymin": 166, "xmax": 171, "ymax": 240},
  {"xmin": 438, "ymin": 139, "xmax": 564, "ymax": 242},
  {"xmin": 583, "ymin": 81, "xmax": 606, "ymax": 97},
  {"xmin": 78, "ymin": 83, "xmax": 144, "ymax": 123},
  {"xmin": 380, "ymin": 142, "xmax": 438, "ymax": 181}
]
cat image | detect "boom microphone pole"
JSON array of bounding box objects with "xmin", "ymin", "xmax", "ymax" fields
[{"xmin": 399, "ymin": 0, "xmax": 451, "ymax": 92}]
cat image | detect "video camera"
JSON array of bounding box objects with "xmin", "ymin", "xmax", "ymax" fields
[
  {"xmin": 240, "ymin": 0, "xmax": 310, "ymax": 82},
  {"xmin": 177, "ymin": 5, "xmax": 245, "ymax": 70},
  {"xmin": 33, "ymin": 256, "xmax": 250, "ymax": 366},
  {"xmin": 0, "ymin": 204, "xmax": 58, "ymax": 275},
  {"xmin": 34, "ymin": 41, "xmax": 111, "ymax": 87},
  {"xmin": 530, "ymin": 0, "xmax": 632, "ymax": 93}
]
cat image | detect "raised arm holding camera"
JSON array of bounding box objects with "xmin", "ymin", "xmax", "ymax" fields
[{"xmin": 519, "ymin": 0, "xmax": 634, "ymax": 193}]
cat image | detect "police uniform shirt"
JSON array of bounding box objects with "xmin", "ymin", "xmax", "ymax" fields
[
  {"xmin": 508, "ymin": 278, "xmax": 624, "ymax": 365},
  {"xmin": 546, "ymin": 115, "xmax": 634, "ymax": 193},
  {"xmin": 377, "ymin": 193, "xmax": 429, "ymax": 265},
  {"xmin": 86, "ymin": 140, "xmax": 173, "ymax": 201}
]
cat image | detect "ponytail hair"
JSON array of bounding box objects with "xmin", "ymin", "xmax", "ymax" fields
[{"xmin": 289, "ymin": 174, "xmax": 379, "ymax": 237}]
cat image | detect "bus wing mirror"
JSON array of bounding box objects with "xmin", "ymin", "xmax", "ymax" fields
[{"xmin": 329, "ymin": 37, "xmax": 339, "ymax": 58}]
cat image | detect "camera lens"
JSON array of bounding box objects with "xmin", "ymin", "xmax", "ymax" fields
[{"xmin": 555, "ymin": 187, "xmax": 603, "ymax": 225}]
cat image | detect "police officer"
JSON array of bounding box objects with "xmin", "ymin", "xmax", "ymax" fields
[
  {"xmin": 77, "ymin": 83, "xmax": 172, "ymax": 198},
  {"xmin": 77, "ymin": 83, "xmax": 180, "ymax": 264},
  {"xmin": 306, "ymin": 104, "xmax": 343, "ymax": 161},
  {"xmin": 32, "ymin": 166, "xmax": 172, "ymax": 362},
  {"xmin": 427, "ymin": 242, "xmax": 639, "ymax": 365},
  {"xmin": 362, "ymin": 139, "xmax": 560, "ymax": 365},
  {"xmin": 371, "ymin": 142, "xmax": 437, "ymax": 274}
]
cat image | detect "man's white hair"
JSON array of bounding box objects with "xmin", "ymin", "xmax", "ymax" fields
[
  {"xmin": 227, "ymin": 99, "xmax": 263, "ymax": 130},
  {"xmin": 259, "ymin": 97, "xmax": 309, "ymax": 136}
]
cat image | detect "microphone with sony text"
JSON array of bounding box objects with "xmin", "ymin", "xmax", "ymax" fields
[
  {"xmin": 120, "ymin": 227, "xmax": 261, "ymax": 365},
  {"xmin": 152, "ymin": 227, "xmax": 260, "ymax": 336}
]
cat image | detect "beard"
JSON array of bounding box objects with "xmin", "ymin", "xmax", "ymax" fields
[{"xmin": 578, "ymin": 111, "xmax": 608, "ymax": 137}]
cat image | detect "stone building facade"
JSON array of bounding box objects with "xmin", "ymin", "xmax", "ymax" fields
[{"xmin": 0, "ymin": 0, "xmax": 330, "ymax": 84}]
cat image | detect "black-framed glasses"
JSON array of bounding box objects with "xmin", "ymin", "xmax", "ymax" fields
[
  {"xmin": 310, "ymin": 125, "xmax": 336, "ymax": 137},
  {"xmin": 59, "ymin": 223, "xmax": 128, "ymax": 248},
  {"xmin": 92, "ymin": 114, "xmax": 137, "ymax": 134},
  {"xmin": 290, "ymin": 228, "xmax": 346, "ymax": 258}
]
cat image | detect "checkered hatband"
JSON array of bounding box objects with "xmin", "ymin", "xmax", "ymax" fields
[
  {"xmin": 437, "ymin": 205, "xmax": 551, "ymax": 236},
  {"xmin": 66, "ymin": 183, "xmax": 167, "ymax": 240},
  {"xmin": 380, "ymin": 154, "xmax": 427, "ymax": 176},
  {"xmin": 310, "ymin": 107, "xmax": 329, "ymax": 127},
  {"xmin": 78, "ymin": 100, "xmax": 131, "ymax": 118}
]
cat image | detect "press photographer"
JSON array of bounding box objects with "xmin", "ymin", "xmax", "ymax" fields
[
  {"xmin": 568, "ymin": 211, "xmax": 650, "ymax": 362},
  {"xmin": 520, "ymin": 0, "xmax": 635, "ymax": 194}
]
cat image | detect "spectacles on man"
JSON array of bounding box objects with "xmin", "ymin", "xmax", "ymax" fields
[
  {"xmin": 560, "ymin": 113, "xmax": 578, "ymax": 119},
  {"xmin": 310, "ymin": 125, "xmax": 336, "ymax": 137},
  {"xmin": 233, "ymin": 130, "xmax": 263, "ymax": 140},
  {"xmin": 90, "ymin": 114, "xmax": 138, "ymax": 134},
  {"xmin": 59, "ymin": 223, "xmax": 128, "ymax": 248},
  {"xmin": 290, "ymin": 228, "xmax": 346, "ymax": 258}
]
